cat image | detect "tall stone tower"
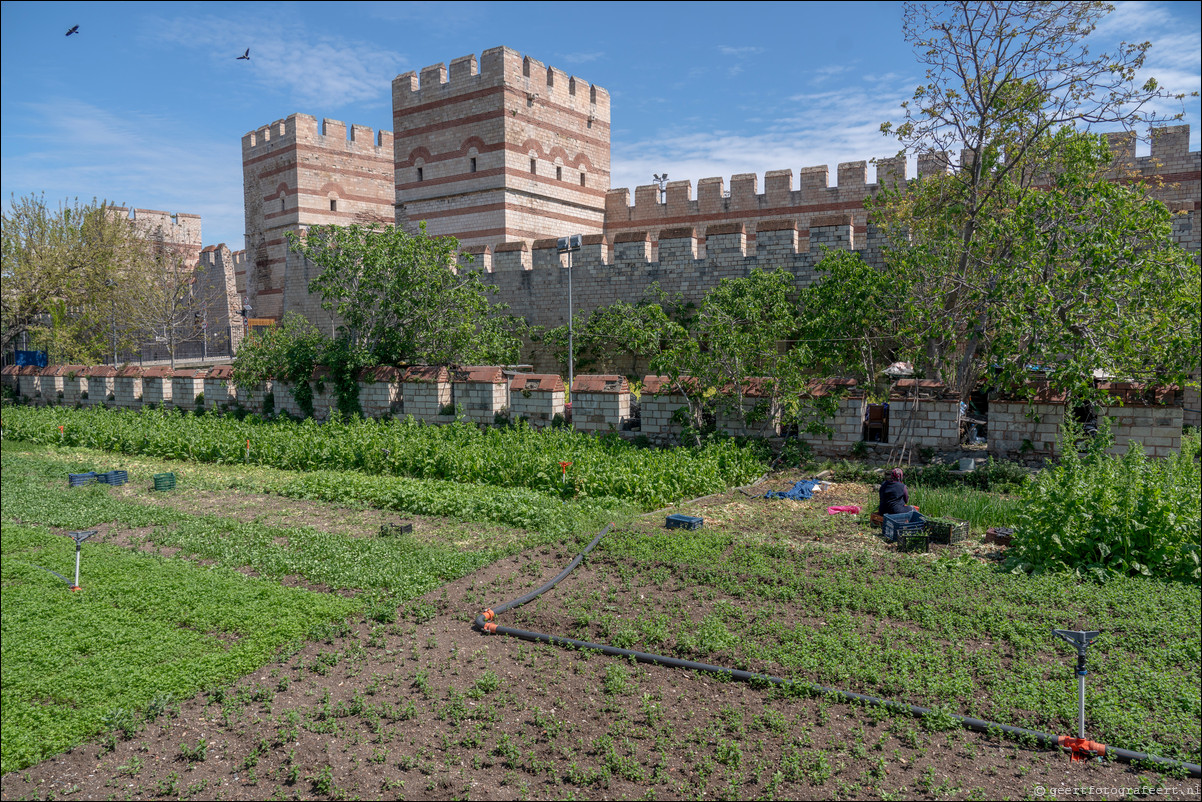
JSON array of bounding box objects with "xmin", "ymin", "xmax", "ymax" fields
[
  {"xmin": 241, "ymin": 114, "xmax": 394, "ymax": 320},
  {"xmin": 391, "ymin": 46, "xmax": 611, "ymax": 251}
]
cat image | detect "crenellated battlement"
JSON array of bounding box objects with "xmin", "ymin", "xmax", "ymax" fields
[
  {"xmin": 242, "ymin": 112, "xmax": 393, "ymax": 154},
  {"xmin": 392, "ymin": 46, "xmax": 610, "ymax": 122},
  {"xmin": 606, "ymin": 157, "xmax": 906, "ymax": 225}
]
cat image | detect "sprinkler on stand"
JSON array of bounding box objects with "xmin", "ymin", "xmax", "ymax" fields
[
  {"xmin": 1053, "ymin": 628, "xmax": 1103, "ymax": 762},
  {"xmin": 67, "ymin": 530, "xmax": 96, "ymax": 591}
]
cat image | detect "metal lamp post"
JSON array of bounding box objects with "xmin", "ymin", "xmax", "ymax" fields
[
  {"xmin": 556, "ymin": 235, "xmax": 582, "ymax": 393},
  {"xmin": 105, "ymin": 279, "xmax": 118, "ymax": 365}
]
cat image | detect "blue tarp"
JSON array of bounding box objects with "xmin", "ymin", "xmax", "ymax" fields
[
  {"xmin": 764, "ymin": 479, "xmax": 821, "ymax": 500},
  {"xmin": 15, "ymin": 350, "xmax": 48, "ymax": 367}
]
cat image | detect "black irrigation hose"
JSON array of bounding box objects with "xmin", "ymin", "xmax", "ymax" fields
[{"xmin": 473, "ymin": 525, "xmax": 1202, "ymax": 779}]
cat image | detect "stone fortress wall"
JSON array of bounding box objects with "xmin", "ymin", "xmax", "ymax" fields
[{"xmin": 236, "ymin": 47, "xmax": 1199, "ymax": 342}]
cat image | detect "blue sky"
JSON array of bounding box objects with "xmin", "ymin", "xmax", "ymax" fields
[{"xmin": 2, "ymin": 1, "xmax": 1199, "ymax": 251}]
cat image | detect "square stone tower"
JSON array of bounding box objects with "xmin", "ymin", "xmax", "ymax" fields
[
  {"xmin": 392, "ymin": 46, "xmax": 611, "ymax": 251},
  {"xmin": 241, "ymin": 114, "xmax": 394, "ymax": 320}
]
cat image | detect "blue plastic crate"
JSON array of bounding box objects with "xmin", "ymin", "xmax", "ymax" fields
[
  {"xmin": 68, "ymin": 472, "xmax": 97, "ymax": 487},
  {"xmin": 882, "ymin": 510, "xmax": 925, "ymax": 543},
  {"xmin": 98, "ymin": 470, "xmax": 128, "ymax": 486},
  {"xmin": 666, "ymin": 514, "xmax": 704, "ymax": 531}
]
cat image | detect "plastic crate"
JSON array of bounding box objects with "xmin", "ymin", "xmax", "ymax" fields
[
  {"xmin": 899, "ymin": 531, "xmax": 929, "ymax": 553},
  {"xmin": 68, "ymin": 472, "xmax": 97, "ymax": 487},
  {"xmin": 926, "ymin": 517, "xmax": 970, "ymax": 545},
  {"xmin": 882, "ymin": 510, "xmax": 924, "ymax": 543},
  {"xmin": 152, "ymin": 472, "xmax": 176, "ymax": 492},
  {"xmin": 380, "ymin": 523, "xmax": 414, "ymax": 537},
  {"xmin": 666, "ymin": 514, "xmax": 704, "ymax": 531},
  {"xmin": 98, "ymin": 470, "xmax": 129, "ymax": 486}
]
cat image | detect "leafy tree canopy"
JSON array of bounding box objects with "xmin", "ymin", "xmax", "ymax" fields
[{"xmin": 288, "ymin": 222, "xmax": 523, "ymax": 367}]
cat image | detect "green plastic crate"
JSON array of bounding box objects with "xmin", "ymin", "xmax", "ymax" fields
[
  {"xmin": 926, "ymin": 517, "xmax": 971, "ymax": 545},
  {"xmin": 152, "ymin": 472, "xmax": 176, "ymax": 492}
]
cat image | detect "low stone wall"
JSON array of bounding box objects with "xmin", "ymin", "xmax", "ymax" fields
[
  {"xmin": 204, "ymin": 366, "xmax": 235, "ymax": 409},
  {"xmin": 114, "ymin": 369, "xmax": 143, "ymax": 409},
  {"xmin": 402, "ymin": 367, "xmax": 451, "ymax": 423},
  {"xmin": 453, "ymin": 367, "xmax": 508, "ymax": 425},
  {"xmin": 13, "ymin": 365, "xmax": 1190, "ymax": 463},
  {"xmin": 796, "ymin": 396, "xmax": 867, "ymax": 458},
  {"xmin": 172, "ymin": 371, "xmax": 206, "ymax": 412},
  {"xmin": 141, "ymin": 368, "xmax": 173, "ymax": 407},
  {"xmin": 509, "ymin": 374, "xmax": 564, "ymax": 427},
  {"xmin": 572, "ymin": 375, "xmax": 630, "ymax": 433},
  {"xmin": 359, "ymin": 367, "xmax": 403, "ymax": 419},
  {"xmin": 62, "ymin": 367, "xmax": 88, "ymax": 405},
  {"xmin": 1098, "ymin": 404, "xmax": 1183, "ymax": 458},
  {"xmin": 887, "ymin": 396, "xmax": 961, "ymax": 451},
  {"xmin": 988, "ymin": 400, "xmax": 1067, "ymax": 461}
]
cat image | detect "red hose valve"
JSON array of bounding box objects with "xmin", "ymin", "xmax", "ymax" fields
[
  {"xmin": 483, "ymin": 622, "xmax": 498, "ymax": 634},
  {"xmin": 482, "ymin": 609, "xmax": 495, "ymax": 622},
  {"xmin": 1059, "ymin": 736, "xmax": 1106, "ymax": 761}
]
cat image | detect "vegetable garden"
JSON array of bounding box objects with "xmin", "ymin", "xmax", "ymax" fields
[{"xmin": 1, "ymin": 405, "xmax": 1199, "ymax": 799}]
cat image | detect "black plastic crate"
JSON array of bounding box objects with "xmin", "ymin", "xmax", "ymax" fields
[
  {"xmin": 666, "ymin": 514, "xmax": 704, "ymax": 531},
  {"xmin": 882, "ymin": 510, "xmax": 924, "ymax": 543},
  {"xmin": 926, "ymin": 517, "xmax": 970, "ymax": 545},
  {"xmin": 380, "ymin": 523, "xmax": 414, "ymax": 537}
]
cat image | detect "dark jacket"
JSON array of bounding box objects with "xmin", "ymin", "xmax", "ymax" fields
[{"xmin": 878, "ymin": 480, "xmax": 911, "ymax": 515}]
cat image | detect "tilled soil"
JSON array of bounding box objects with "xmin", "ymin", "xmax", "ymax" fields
[{"xmin": 3, "ymin": 541, "xmax": 1198, "ymax": 801}]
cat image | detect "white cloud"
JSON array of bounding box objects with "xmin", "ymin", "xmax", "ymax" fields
[
  {"xmin": 611, "ymin": 78, "xmax": 917, "ymax": 195},
  {"xmin": 149, "ymin": 14, "xmax": 407, "ymax": 109},
  {"xmin": 0, "ymin": 99, "xmax": 246, "ymax": 249}
]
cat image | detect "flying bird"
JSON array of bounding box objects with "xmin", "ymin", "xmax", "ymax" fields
[
  {"xmin": 66, "ymin": 25, "xmax": 79, "ymax": 36},
  {"xmin": 236, "ymin": 48, "xmax": 250, "ymax": 60}
]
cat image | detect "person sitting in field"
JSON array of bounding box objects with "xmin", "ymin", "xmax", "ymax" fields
[{"xmin": 878, "ymin": 468, "xmax": 916, "ymax": 516}]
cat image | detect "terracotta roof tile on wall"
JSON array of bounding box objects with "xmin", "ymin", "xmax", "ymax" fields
[
  {"xmin": 17, "ymin": 366, "xmax": 40, "ymax": 375},
  {"xmin": 116, "ymin": 366, "xmax": 143, "ymax": 378},
  {"xmin": 403, "ymin": 366, "xmax": 449, "ymax": 383},
  {"xmin": 572, "ymin": 375, "xmax": 629, "ymax": 394},
  {"xmin": 359, "ymin": 365, "xmax": 404, "ymax": 383},
  {"xmin": 801, "ymin": 378, "xmax": 859, "ymax": 398},
  {"xmin": 62, "ymin": 365, "xmax": 87, "ymax": 375},
  {"xmin": 82, "ymin": 366, "xmax": 117, "ymax": 378},
  {"xmin": 641, "ymin": 375, "xmax": 702, "ymax": 395},
  {"xmin": 206, "ymin": 365, "xmax": 234, "ymax": 380},
  {"xmin": 141, "ymin": 367, "xmax": 173, "ymax": 379},
  {"xmin": 658, "ymin": 227, "xmax": 696, "ymax": 240},
  {"xmin": 717, "ymin": 377, "xmax": 776, "ymax": 398},
  {"xmin": 452, "ymin": 366, "xmax": 505, "ymax": 384},
  {"xmin": 1, "ymin": 365, "xmax": 19, "ymax": 376},
  {"xmin": 705, "ymin": 222, "xmax": 746, "ymax": 237},
  {"xmin": 992, "ymin": 381, "xmax": 1068, "ymax": 404},
  {"xmin": 1097, "ymin": 381, "xmax": 1177, "ymax": 405},
  {"xmin": 509, "ymin": 373, "xmax": 564, "ymax": 392},
  {"xmin": 614, "ymin": 231, "xmax": 651, "ymax": 244},
  {"xmin": 44, "ymin": 365, "xmax": 70, "ymax": 377},
  {"xmin": 170, "ymin": 368, "xmax": 206, "ymax": 379}
]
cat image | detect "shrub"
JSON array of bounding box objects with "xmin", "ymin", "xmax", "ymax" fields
[{"xmin": 1007, "ymin": 420, "xmax": 1200, "ymax": 583}]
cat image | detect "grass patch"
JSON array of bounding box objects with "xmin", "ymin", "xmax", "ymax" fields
[
  {"xmin": 0, "ymin": 522, "xmax": 357, "ymax": 773},
  {"xmin": 908, "ymin": 486, "xmax": 1020, "ymax": 530},
  {"xmin": 523, "ymin": 524, "xmax": 1202, "ymax": 761}
]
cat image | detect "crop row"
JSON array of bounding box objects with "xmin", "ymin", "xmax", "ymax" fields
[{"xmin": 1, "ymin": 406, "xmax": 766, "ymax": 510}]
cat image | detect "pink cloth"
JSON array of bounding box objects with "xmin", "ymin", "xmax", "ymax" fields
[{"xmin": 827, "ymin": 505, "xmax": 862, "ymax": 515}]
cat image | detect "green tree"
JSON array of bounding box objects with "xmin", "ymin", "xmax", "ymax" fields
[
  {"xmin": 872, "ymin": 1, "xmax": 1197, "ymax": 399},
  {"xmin": 872, "ymin": 129, "xmax": 1199, "ymax": 401},
  {"xmin": 796, "ymin": 248, "xmax": 899, "ymax": 395},
  {"xmin": 1, "ymin": 195, "xmax": 147, "ymax": 361},
  {"xmin": 653, "ymin": 269, "xmax": 812, "ymax": 438},
  {"xmin": 288, "ymin": 222, "xmax": 522, "ymax": 367},
  {"xmin": 538, "ymin": 285, "xmax": 690, "ymax": 379}
]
